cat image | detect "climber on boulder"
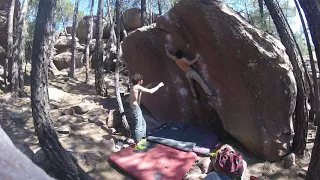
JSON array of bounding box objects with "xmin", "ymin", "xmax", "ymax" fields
[{"xmin": 165, "ymin": 44, "xmax": 214, "ymax": 99}]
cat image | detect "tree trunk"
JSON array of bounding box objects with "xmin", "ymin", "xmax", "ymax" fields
[
  {"xmin": 105, "ymin": 22, "xmax": 116, "ymax": 73},
  {"xmin": 85, "ymin": 0, "xmax": 94, "ymax": 84},
  {"xmin": 298, "ymin": 1, "xmax": 320, "ymax": 179},
  {"xmin": 48, "ymin": 0, "xmax": 59, "ymax": 72},
  {"xmin": 70, "ymin": 0, "xmax": 80, "ymax": 78},
  {"xmin": 264, "ymin": 0, "xmax": 308, "ymax": 156},
  {"xmin": 306, "ymin": 127, "xmax": 320, "ymax": 179},
  {"xmin": 298, "ymin": 0, "xmax": 320, "ymax": 126},
  {"xmin": 116, "ymin": 0, "xmax": 131, "ymax": 138},
  {"xmin": 30, "ymin": 0, "xmax": 80, "ymax": 178},
  {"xmin": 15, "ymin": 0, "xmax": 29, "ymax": 97},
  {"xmin": 7, "ymin": 0, "xmax": 16, "ymax": 92},
  {"xmin": 307, "ymin": 109, "xmax": 320, "ymax": 178},
  {"xmin": 95, "ymin": 0, "xmax": 107, "ymax": 96},
  {"xmin": 294, "ymin": 0, "xmax": 319, "ymax": 122},
  {"xmin": 149, "ymin": 0, "xmax": 153, "ymax": 24},
  {"xmin": 141, "ymin": 0, "xmax": 147, "ymax": 26},
  {"xmin": 107, "ymin": 0, "xmax": 113, "ymax": 25},
  {"xmin": 280, "ymin": 1, "xmax": 313, "ymax": 124},
  {"xmin": 157, "ymin": 0, "xmax": 162, "ymax": 15}
]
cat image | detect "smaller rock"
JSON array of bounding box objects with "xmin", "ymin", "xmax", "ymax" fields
[
  {"xmin": 88, "ymin": 108, "xmax": 105, "ymax": 117},
  {"xmin": 106, "ymin": 109, "xmax": 115, "ymax": 127},
  {"xmin": 302, "ymin": 166, "xmax": 308, "ymax": 171},
  {"xmin": 88, "ymin": 117, "xmax": 98, "ymax": 123},
  {"xmin": 57, "ymin": 115, "xmax": 72, "ymax": 123},
  {"xmin": 107, "ymin": 109, "xmax": 122, "ymax": 128},
  {"xmin": 50, "ymin": 103, "xmax": 59, "ymax": 109},
  {"xmin": 298, "ymin": 171, "xmax": 306, "ymax": 179},
  {"xmin": 101, "ymin": 139, "xmax": 115, "ymax": 150},
  {"xmin": 11, "ymin": 112, "xmax": 28, "ymax": 124},
  {"xmin": 72, "ymin": 104, "xmax": 90, "ymax": 114},
  {"xmin": 60, "ymin": 108, "xmax": 75, "ymax": 115},
  {"xmin": 283, "ymin": 153, "xmax": 295, "ymax": 169},
  {"xmin": 88, "ymin": 117, "xmax": 105, "ymax": 126},
  {"xmin": 56, "ymin": 125, "xmax": 71, "ymax": 134},
  {"xmin": 108, "ymin": 128, "xmax": 116, "ymax": 134},
  {"xmin": 70, "ymin": 152, "xmax": 86, "ymax": 165},
  {"xmin": 75, "ymin": 116, "xmax": 87, "ymax": 123},
  {"xmin": 298, "ymin": 167, "xmax": 308, "ymax": 178},
  {"xmin": 15, "ymin": 143, "xmax": 34, "ymax": 160},
  {"xmin": 84, "ymin": 151, "xmax": 104, "ymax": 165}
]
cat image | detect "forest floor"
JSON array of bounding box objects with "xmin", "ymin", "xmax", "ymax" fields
[{"xmin": 0, "ymin": 67, "xmax": 317, "ymax": 180}]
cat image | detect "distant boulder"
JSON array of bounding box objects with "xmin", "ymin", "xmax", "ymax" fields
[
  {"xmin": 53, "ymin": 51, "xmax": 83, "ymax": 70},
  {"xmin": 76, "ymin": 15, "xmax": 111, "ymax": 42},
  {"xmin": 122, "ymin": 8, "xmax": 142, "ymax": 32}
]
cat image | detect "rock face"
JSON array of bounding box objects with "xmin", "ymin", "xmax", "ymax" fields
[
  {"xmin": 0, "ymin": 128, "xmax": 53, "ymax": 179},
  {"xmin": 122, "ymin": 0, "xmax": 296, "ymax": 161},
  {"xmin": 72, "ymin": 103, "xmax": 91, "ymax": 114}
]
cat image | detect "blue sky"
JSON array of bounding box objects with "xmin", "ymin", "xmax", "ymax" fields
[
  {"xmin": 288, "ymin": 0, "xmax": 303, "ymax": 33},
  {"xmin": 70, "ymin": 0, "xmax": 98, "ymax": 14}
]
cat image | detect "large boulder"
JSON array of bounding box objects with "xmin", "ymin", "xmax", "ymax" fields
[
  {"xmin": 122, "ymin": 8, "xmax": 159, "ymax": 32},
  {"xmin": 76, "ymin": 16, "xmax": 111, "ymax": 42},
  {"xmin": 122, "ymin": 0, "xmax": 296, "ymax": 161},
  {"xmin": 0, "ymin": 128, "xmax": 53, "ymax": 179},
  {"xmin": 53, "ymin": 51, "xmax": 83, "ymax": 70},
  {"xmin": 76, "ymin": 9, "xmax": 158, "ymax": 42},
  {"xmin": 54, "ymin": 34, "xmax": 84, "ymax": 51},
  {"xmin": 122, "ymin": 8, "xmax": 142, "ymax": 32},
  {"xmin": 66, "ymin": 26, "xmax": 72, "ymax": 34}
]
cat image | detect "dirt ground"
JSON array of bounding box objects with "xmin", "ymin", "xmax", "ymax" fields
[{"xmin": 0, "ymin": 67, "xmax": 316, "ymax": 180}]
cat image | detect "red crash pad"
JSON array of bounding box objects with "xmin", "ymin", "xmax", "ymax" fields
[{"xmin": 109, "ymin": 144, "xmax": 197, "ymax": 180}]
